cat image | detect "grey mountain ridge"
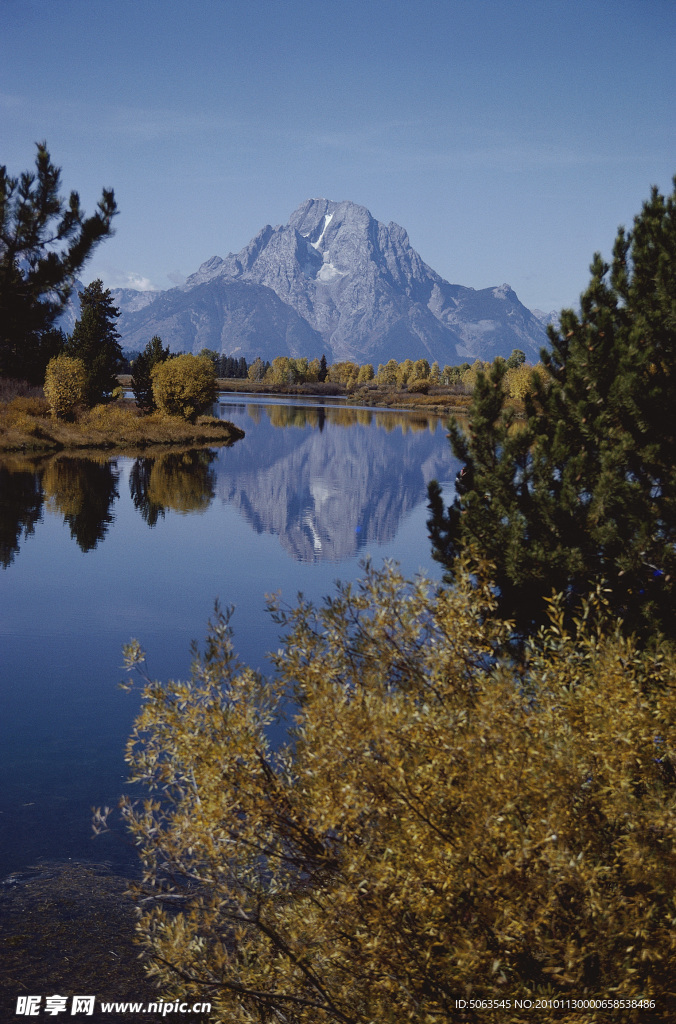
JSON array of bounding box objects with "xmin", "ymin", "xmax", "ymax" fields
[{"xmin": 109, "ymin": 198, "xmax": 549, "ymax": 365}]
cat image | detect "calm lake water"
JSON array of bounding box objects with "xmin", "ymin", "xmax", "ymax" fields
[{"xmin": 0, "ymin": 396, "xmax": 459, "ymax": 878}]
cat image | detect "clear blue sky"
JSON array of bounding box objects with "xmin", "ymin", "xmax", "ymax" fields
[{"xmin": 2, "ymin": 0, "xmax": 675, "ymax": 312}]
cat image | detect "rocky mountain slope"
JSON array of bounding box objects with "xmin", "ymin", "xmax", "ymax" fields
[{"xmin": 112, "ymin": 199, "xmax": 549, "ymax": 365}]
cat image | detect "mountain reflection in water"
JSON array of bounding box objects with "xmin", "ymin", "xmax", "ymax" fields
[
  {"xmin": 1, "ymin": 400, "xmax": 458, "ymax": 566},
  {"xmin": 213, "ymin": 401, "xmax": 453, "ymax": 561}
]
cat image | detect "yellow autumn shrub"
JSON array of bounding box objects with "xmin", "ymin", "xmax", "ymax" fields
[
  {"xmin": 504, "ymin": 361, "xmax": 548, "ymax": 402},
  {"xmin": 112, "ymin": 562, "xmax": 676, "ymax": 1023},
  {"xmin": 44, "ymin": 354, "xmax": 87, "ymax": 419},
  {"xmin": 151, "ymin": 353, "xmax": 217, "ymax": 421}
]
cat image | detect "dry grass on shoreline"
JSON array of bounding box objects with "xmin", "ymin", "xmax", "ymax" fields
[{"xmin": 0, "ymin": 392, "xmax": 244, "ymax": 454}]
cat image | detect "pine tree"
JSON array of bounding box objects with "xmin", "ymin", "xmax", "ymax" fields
[
  {"xmin": 131, "ymin": 335, "xmax": 170, "ymax": 412},
  {"xmin": 428, "ymin": 360, "xmax": 538, "ymax": 628},
  {"xmin": 66, "ymin": 279, "xmax": 122, "ymax": 405},
  {"xmin": 0, "ymin": 143, "xmax": 117, "ymax": 382},
  {"xmin": 506, "ymin": 348, "xmax": 526, "ymax": 368},
  {"xmin": 429, "ymin": 176, "xmax": 676, "ymax": 640}
]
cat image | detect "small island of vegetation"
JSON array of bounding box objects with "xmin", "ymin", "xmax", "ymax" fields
[{"xmin": 0, "ymin": 383, "xmax": 244, "ymax": 454}]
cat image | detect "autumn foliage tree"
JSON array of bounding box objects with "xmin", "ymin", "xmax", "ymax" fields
[
  {"xmin": 43, "ymin": 353, "xmax": 87, "ymax": 419},
  {"xmin": 108, "ymin": 561, "xmax": 676, "ymax": 1023},
  {"xmin": 151, "ymin": 352, "xmax": 217, "ymax": 420}
]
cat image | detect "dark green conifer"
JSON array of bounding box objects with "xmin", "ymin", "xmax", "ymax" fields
[
  {"xmin": 0, "ymin": 143, "xmax": 116, "ymax": 382},
  {"xmin": 131, "ymin": 335, "xmax": 170, "ymax": 412},
  {"xmin": 429, "ymin": 177, "xmax": 676, "ymax": 639},
  {"xmin": 506, "ymin": 348, "xmax": 526, "ymax": 368},
  {"xmin": 66, "ymin": 279, "xmax": 122, "ymax": 405}
]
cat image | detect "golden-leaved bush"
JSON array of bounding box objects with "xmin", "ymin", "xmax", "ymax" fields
[
  {"xmin": 151, "ymin": 354, "xmax": 217, "ymax": 421},
  {"xmin": 44, "ymin": 354, "xmax": 87, "ymax": 419},
  {"xmin": 113, "ymin": 562, "xmax": 676, "ymax": 1023}
]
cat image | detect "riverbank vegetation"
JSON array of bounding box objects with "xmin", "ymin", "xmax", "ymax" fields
[
  {"xmin": 215, "ymin": 374, "xmax": 479, "ymax": 414},
  {"xmin": 0, "ymin": 386, "xmax": 243, "ymax": 453},
  {"xmin": 114, "ymin": 561, "xmax": 676, "ymax": 1024},
  {"xmin": 203, "ymin": 349, "xmax": 543, "ymax": 415}
]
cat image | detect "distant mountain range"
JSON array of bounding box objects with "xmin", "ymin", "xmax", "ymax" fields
[{"xmin": 92, "ymin": 199, "xmax": 556, "ymax": 365}]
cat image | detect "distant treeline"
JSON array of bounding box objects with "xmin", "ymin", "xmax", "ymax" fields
[
  {"xmin": 125, "ymin": 346, "xmax": 541, "ymax": 400},
  {"xmin": 125, "ymin": 350, "xmax": 254, "ymax": 379}
]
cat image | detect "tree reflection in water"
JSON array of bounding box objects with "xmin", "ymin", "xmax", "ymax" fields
[
  {"xmin": 131, "ymin": 449, "xmax": 216, "ymax": 518},
  {"xmin": 0, "ymin": 458, "xmax": 44, "ymax": 567},
  {"xmin": 129, "ymin": 456, "xmax": 165, "ymax": 527},
  {"xmin": 0, "ymin": 448, "xmax": 219, "ymax": 562},
  {"xmin": 43, "ymin": 457, "xmax": 120, "ymax": 552}
]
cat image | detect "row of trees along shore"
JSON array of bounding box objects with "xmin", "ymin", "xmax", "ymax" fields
[
  {"xmin": 4, "ymin": 146, "xmax": 676, "ymax": 1020},
  {"xmin": 234, "ymin": 349, "xmax": 535, "ymax": 399}
]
